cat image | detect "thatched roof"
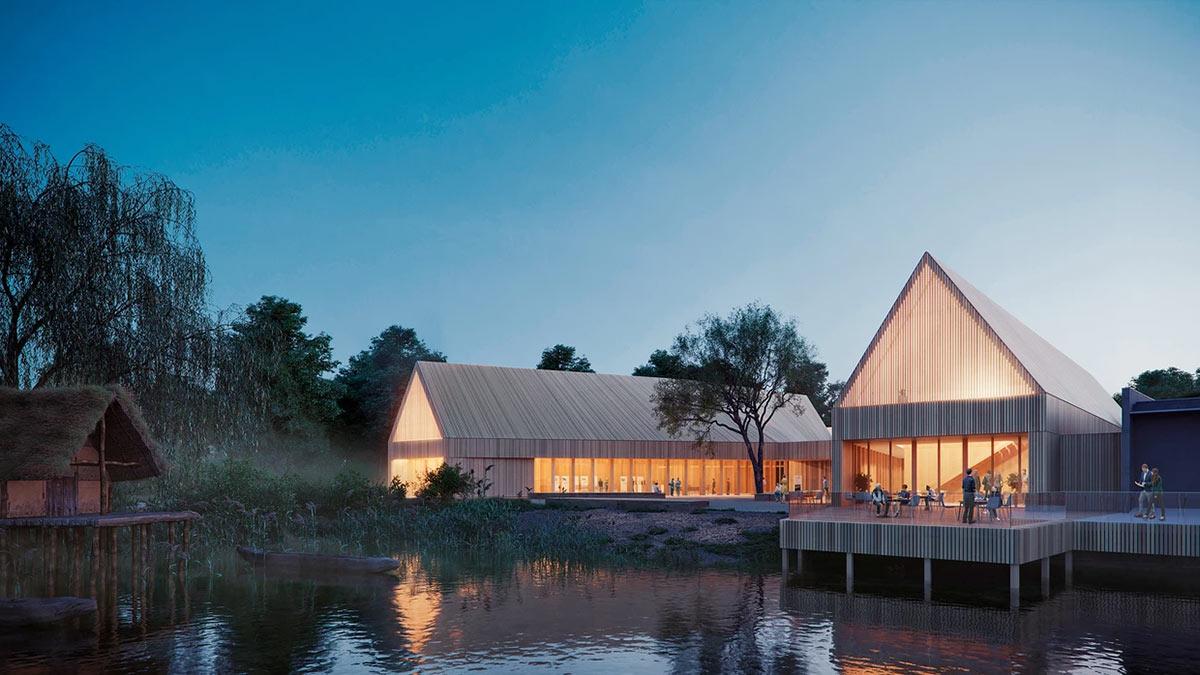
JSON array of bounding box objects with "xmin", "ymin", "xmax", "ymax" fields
[{"xmin": 0, "ymin": 386, "xmax": 164, "ymax": 482}]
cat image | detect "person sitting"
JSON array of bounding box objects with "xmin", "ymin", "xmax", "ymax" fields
[
  {"xmin": 871, "ymin": 483, "xmax": 888, "ymax": 517},
  {"xmin": 924, "ymin": 485, "xmax": 935, "ymax": 511},
  {"xmin": 895, "ymin": 484, "xmax": 911, "ymax": 517},
  {"xmin": 652, "ymin": 481, "xmax": 662, "ymax": 495},
  {"xmin": 985, "ymin": 485, "xmax": 1002, "ymax": 521}
]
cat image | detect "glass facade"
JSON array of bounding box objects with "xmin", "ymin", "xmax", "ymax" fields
[
  {"xmin": 532, "ymin": 457, "xmax": 832, "ymax": 495},
  {"xmin": 846, "ymin": 434, "xmax": 1028, "ymax": 494}
]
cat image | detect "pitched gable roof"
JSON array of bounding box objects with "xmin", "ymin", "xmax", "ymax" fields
[
  {"xmin": 407, "ymin": 361, "xmax": 830, "ymax": 443},
  {"xmin": 839, "ymin": 252, "xmax": 1120, "ymax": 426},
  {"xmin": 0, "ymin": 386, "xmax": 165, "ymax": 482}
]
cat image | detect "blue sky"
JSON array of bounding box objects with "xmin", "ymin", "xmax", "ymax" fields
[{"xmin": 3, "ymin": 1, "xmax": 1198, "ymax": 392}]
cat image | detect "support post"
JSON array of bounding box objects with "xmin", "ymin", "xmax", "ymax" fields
[
  {"xmin": 845, "ymin": 552, "xmax": 854, "ymax": 594},
  {"xmin": 90, "ymin": 527, "xmax": 100, "ymax": 598},
  {"xmin": 1041, "ymin": 556, "xmax": 1050, "ymax": 598},
  {"xmin": 48, "ymin": 527, "xmax": 58, "ymax": 596},
  {"xmin": 1009, "ymin": 563, "xmax": 1020, "ymax": 609},
  {"xmin": 1064, "ymin": 551, "xmax": 1073, "ymax": 589},
  {"xmin": 781, "ymin": 548, "xmax": 790, "ymax": 576},
  {"xmin": 98, "ymin": 415, "xmax": 108, "ymax": 513},
  {"xmin": 923, "ymin": 558, "xmax": 932, "ymax": 601},
  {"xmin": 796, "ymin": 549, "xmax": 804, "ymax": 576}
]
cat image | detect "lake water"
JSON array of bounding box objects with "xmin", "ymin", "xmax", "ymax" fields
[{"xmin": 2, "ymin": 551, "xmax": 1198, "ymax": 673}]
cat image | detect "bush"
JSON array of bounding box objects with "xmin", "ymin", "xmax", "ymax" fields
[
  {"xmin": 713, "ymin": 516, "xmax": 738, "ymax": 525},
  {"xmin": 647, "ymin": 526, "xmax": 668, "ymax": 535},
  {"xmin": 414, "ymin": 463, "xmax": 491, "ymax": 502}
]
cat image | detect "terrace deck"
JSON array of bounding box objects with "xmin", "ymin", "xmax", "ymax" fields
[{"xmin": 779, "ymin": 508, "xmax": 1200, "ymax": 562}]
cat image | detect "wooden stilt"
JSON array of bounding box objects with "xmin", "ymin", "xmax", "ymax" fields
[
  {"xmin": 90, "ymin": 527, "xmax": 101, "ymax": 599},
  {"xmin": 0, "ymin": 528, "xmax": 7, "ymax": 597},
  {"xmin": 48, "ymin": 528, "xmax": 58, "ymax": 596},
  {"xmin": 72, "ymin": 527, "xmax": 83, "ymax": 597},
  {"xmin": 167, "ymin": 523, "xmax": 176, "ymax": 576},
  {"xmin": 107, "ymin": 528, "xmax": 118, "ymax": 636},
  {"xmin": 130, "ymin": 525, "xmax": 138, "ymax": 623}
]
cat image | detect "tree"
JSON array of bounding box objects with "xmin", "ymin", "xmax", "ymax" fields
[
  {"xmin": 335, "ymin": 325, "xmax": 446, "ymax": 448},
  {"xmin": 632, "ymin": 349, "xmax": 694, "ymax": 379},
  {"xmin": 0, "ymin": 124, "xmax": 209, "ymax": 389},
  {"xmin": 1116, "ymin": 367, "xmax": 1200, "ymax": 402},
  {"xmin": 536, "ymin": 344, "xmax": 593, "ymax": 372},
  {"xmin": 650, "ymin": 303, "xmax": 820, "ymax": 494},
  {"xmin": 635, "ymin": 344, "xmax": 839, "ymax": 425},
  {"xmin": 230, "ymin": 296, "xmax": 341, "ymax": 437}
]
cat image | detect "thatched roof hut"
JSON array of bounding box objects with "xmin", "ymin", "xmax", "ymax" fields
[{"xmin": 0, "ymin": 386, "xmax": 164, "ymax": 517}]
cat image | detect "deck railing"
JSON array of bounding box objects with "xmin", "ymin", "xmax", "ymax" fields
[{"xmin": 787, "ymin": 491, "xmax": 1200, "ymax": 526}]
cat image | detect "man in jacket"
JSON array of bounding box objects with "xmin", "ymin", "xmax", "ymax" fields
[{"xmin": 962, "ymin": 468, "xmax": 978, "ymax": 524}]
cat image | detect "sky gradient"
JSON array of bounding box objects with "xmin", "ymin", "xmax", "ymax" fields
[{"xmin": 3, "ymin": 1, "xmax": 1198, "ymax": 393}]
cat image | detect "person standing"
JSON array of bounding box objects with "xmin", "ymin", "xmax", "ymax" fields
[
  {"xmin": 962, "ymin": 468, "xmax": 978, "ymax": 524},
  {"xmin": 1150, "ymin": 467, "xmax": 1165, "ymax": 521},
  {"xmin": 1135, "ymin": 463, "xmax": 1152, "ymax": 518},
  {"xmin": 822, "ymin": 476, "xmax": 830, "ymax": 503}
]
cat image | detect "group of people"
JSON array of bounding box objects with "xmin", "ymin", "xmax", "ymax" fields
[
  {"xmin": 960, "ymin": 468, "xmax": 1007, "ymax": 524},
  {"xmin": 1135, "ymin": 463, "xmax": 1166, "ymax": 521}
]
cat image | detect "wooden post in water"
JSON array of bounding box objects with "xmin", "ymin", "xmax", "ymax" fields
[
  {"xmin": 71, "ymin": 526, "xmax": 83, "ymax": 593},
  {"xmin": 141, "ymin": 523, "xmax": 151, "ymax": 625},
  {"xmin": 130, "ymin": 525, "xmax": 139, "ymax": 623},
  {"xmin": 90, "ymin": 527, "xmax": 100, "ymax": 599},
  {"xmin": 107, "ymin": 528, "xmax": 118, "ymax": 636},
  {"xmin": 48, "ymin": 527, "xmax": 58, "ymax": 596},
  {"xmin": 0, "ymin": 528, "xmax": 7, "ymax": 597}
]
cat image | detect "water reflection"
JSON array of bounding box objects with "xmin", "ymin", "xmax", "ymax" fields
[{"xmin": 2, "ymin": 551, "xmax": 1198, "ymax": 673}]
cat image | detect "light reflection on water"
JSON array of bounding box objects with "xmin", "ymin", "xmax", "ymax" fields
[{"xmin": 1, "ymin": 552, "xmax": 1198, "ymax": 673}]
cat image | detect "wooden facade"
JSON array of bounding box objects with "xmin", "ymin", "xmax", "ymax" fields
[
  {"xmin": 831, "ymin": 254, "xmax": 1121, "ymax": 494},
  {"xmin": 388, "ymin": 363, "xmax": 833, "ymax": 497}
]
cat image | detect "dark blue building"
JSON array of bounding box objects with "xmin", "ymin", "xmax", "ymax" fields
[{"xmin": 1121, "ymin": 388, "xmax": 1200, "ymax": 491}]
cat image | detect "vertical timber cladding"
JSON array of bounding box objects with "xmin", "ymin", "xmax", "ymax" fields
[{"xmin": 830, "ymin": 253, "xmax": 1122, "ymax": 493}]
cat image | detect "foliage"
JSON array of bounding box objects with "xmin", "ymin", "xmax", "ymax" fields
[
  {"xmin": 229, "ymin": 296, "xmax": 341, "ymax": 437},
  {"xmin": 632, "ymin": 349, "xmax": 695, "ymax": 378},
  {"xmin": 650, "ymin": 303, "xmax": 820, "ymax": 493},
  {"xmin": 636, "ymin": 346, "xmax": 838, "ymax": 425},
  {"xmin": 415, "ymin": 462, "xmax": 492, "ymax": 502},
  {"xmin": 335, "ymin": 325, "xmax": 445, "ymax": 447},
  {"xmin": 1005, "ymin": 472, "xmax": 1021, "ymax": 493},
  {"xmin": 0, "ymin": 124, "xmax": 209, "ymax": 390},
  {"xmin": 1114, "ymin": 366, "xmax": 1200, "ymax": 403},
  {"xmin": 536, "ymin": 344, "xmax": 594, "ymax": 372},
  {"xmin": 853, "ymin": 473, "xmax": 872, "ymax": 492}
]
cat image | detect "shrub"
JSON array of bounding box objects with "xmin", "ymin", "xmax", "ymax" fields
[
  {"xmin": 713, "ymin": 516, "xmax": 738, "ymax": 525},
  {"xmin": 647, "ymin": 526, "xmax": 668, "ymax": 536},
  {"xmin": 415, "ymin": 463, "xmax": 491, "ymax": 502}
]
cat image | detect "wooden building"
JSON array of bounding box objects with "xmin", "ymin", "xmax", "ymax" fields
[
  {"xmin": 389, "ymin": 362, "xmax": 832, "ymax": 497},
  {"xmin": 831, "ymin": 253, "xmax": 1121, "ymax": 495},
  {"xmin": 0, "ymin": 386, "xmax": 164, "ymax": 518}
]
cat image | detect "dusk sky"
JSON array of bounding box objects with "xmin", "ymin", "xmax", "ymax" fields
[{"xmin": 3, "ymin": 1, "xmax": 1198, "ymax": 393}]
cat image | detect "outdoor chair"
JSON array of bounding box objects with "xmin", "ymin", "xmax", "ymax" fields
[
  {"xmin": 907, "ymin": 491, "xmax": 921, "ymax": 518},
  {"xmin": 937, "ymin": 492, "xmax": 953, "ymax": 521}
]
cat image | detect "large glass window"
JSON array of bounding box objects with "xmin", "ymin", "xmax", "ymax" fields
[
  {"xmin": 939, "ymin": 437, "xmax": 964, "ymax": 492},
  {"xmin": 686, "ymin": 460, "xmax": 702, "ymax": 495},
  {"xmin": 890, "ymin": 440, "xmax": 911, "ymax": 492},
  {"xmin": 844, "ymin": 434, "xmax": 1027, "ymax": 496},
  {"xmin": 594, "ymin": 458, "xmax": 611, "ymax": 492},
  {"xmin": 992, "ymin": 436, "xmax": 1020, "ymax": 494},
  {"xmin": 915, "ymin": 439, "xmax": 938, "ymax": 495}
]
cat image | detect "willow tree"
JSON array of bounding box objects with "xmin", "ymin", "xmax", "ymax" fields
[
  {"xmin": 651, "ymin": 303, "xmax": 819, "ymax": 494},
  {"xmin": 0, "ymin": 124, "xmax": 212, "ymax": 393}
]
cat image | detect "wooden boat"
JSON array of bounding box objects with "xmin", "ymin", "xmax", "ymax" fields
[
  {"xmin": 236, "ymin": 546, "xmax": 399, "ymax": 575},
  {"xmin": 0, "ymin": 597, "xmax": 97, "ymax": 627}
]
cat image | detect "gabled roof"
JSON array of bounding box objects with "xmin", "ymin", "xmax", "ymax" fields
[
  {"xmin": 0, "ymin": 386, "xmax": 164, "ymax": 482},
  {"xmin": 840, "ymin": 252, "xmax": 1121, "ymax": 426},
  {"xmin": 409, "ymin": 361, "xmax": 830, "ymax": 443}
]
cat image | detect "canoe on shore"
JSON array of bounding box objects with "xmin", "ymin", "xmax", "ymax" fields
[
  {"xmin": 0, "ymin": 597, "xmax": 97, "ymax": 627},
  {"xmin": 236, "ymin": 546, "xmax": 400, "ymax": 575}
]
